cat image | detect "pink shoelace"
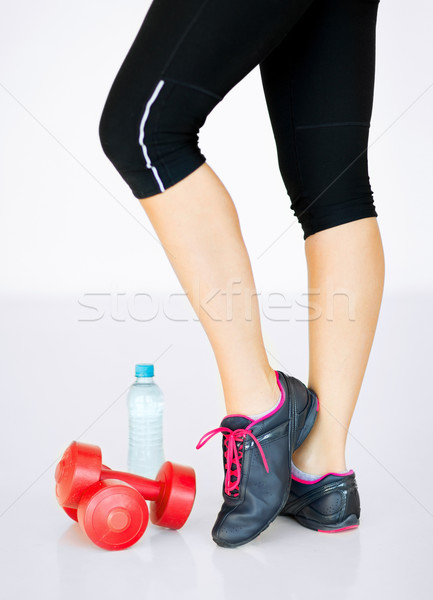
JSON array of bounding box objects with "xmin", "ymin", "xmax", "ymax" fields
[{"xmin": 196, "ymin": 426, "xmax": 269, "ymax": 496}]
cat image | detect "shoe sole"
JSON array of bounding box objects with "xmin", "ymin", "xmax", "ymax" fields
[
  {"xmin": 214, "ymin": 384, "xmax": 319, "ymax": 549},
  {"xmin": 294, "ymin": 513, "xmax": 360, "ymax": 533}
]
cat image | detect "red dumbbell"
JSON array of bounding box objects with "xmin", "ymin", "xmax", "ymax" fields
[
  {"xmin": 55, "ymin": 441, "xmax": 196, "ymax": 550},
  {"xmin": 77, "ymin": 479, "xmax": 149, "ymax": 550},
  {"xmin": 59, "ymin": 463, "xmax": 113, "ymax": 522}
]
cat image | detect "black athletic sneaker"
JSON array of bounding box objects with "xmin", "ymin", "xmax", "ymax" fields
[
  {"xmin": 280, "ymin": 470, "xmax": 360, "ymax": 532},
  {"xmin": 196, "ymin": 370, "xmax": 319, "ymax": 548}
]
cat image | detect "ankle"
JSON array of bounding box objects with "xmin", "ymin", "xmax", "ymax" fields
[
  {"xmin": 225, "ymin": 368, "xmax": 281, "ymax": 416},
  {"xmin": 293, "ymin": 445, "xmax": 347, "ymax": 476}
]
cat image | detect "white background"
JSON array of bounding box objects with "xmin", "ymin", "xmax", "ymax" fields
[{"xmin": 1, "ymin": 1, "xmax": 433, "ymax": 599}]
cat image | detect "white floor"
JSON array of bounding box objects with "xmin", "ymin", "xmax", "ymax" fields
[{"xmin": 1, "ymin": 291, "xmax": 432, "ymax": 599}]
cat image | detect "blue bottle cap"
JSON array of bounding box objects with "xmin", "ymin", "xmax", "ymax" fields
[{"xmin": 135, "ymin": 364, "xmax": 154, "ymax": 377}]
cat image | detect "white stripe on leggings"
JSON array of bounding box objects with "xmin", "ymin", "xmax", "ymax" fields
[{"xmin": 138, "ymin": 79, "xmax": 166, "ymax": 193}]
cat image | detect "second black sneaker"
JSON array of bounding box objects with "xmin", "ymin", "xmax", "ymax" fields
[
  {"xmin": 196, "ymin": 369, "xmax": 319, "ymax": 548},
  {"xmin": 280, "ymin": 470, "xmax": 361, "ymax": 532}
]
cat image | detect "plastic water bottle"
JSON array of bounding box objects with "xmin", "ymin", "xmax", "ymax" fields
[{"xmin": 127, "ymin": 363, "xmax": 165, "ymax": 479}]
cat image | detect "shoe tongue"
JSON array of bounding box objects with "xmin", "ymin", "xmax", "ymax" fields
[{"xmin": 220, "ymin": 415, "xmax": 252, "ymax": 431}]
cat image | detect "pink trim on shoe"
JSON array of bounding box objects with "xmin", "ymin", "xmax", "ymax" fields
[
  {"xmin": 318, "ymin": 525, "xmax": 358, "ymax": 533},
  {"xmin": 223, "ymin": 414, "xmax": 254, "ymax": 421},
  {"xmin": 292, "ymin": 470, "xmax": 354, "ymax": 485}
]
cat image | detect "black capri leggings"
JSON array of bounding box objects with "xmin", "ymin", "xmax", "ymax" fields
[{"xmin": 99, "ymin": 0, "xmax": 380, "ymax": 239}]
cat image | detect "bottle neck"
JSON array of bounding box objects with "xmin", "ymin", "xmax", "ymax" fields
[{"xmin": 135, "ymin": 376, "xmax": 154, "ymax": 383}]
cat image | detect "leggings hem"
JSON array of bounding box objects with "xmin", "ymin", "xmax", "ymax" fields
[{"xmin": 302, "ymin": 207, "xmax": 378, "ymax": 240}]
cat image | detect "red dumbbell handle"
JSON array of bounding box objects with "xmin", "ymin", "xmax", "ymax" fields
[{"xmin": 100, "ymin": 467, "xmax": 161, "ymax": 502}]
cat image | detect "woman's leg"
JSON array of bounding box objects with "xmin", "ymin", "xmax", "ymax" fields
[
  {"xmin": 99, "ymin": 0, "xmax": 316, "ymax": 415},
  {"xmin": 259, "ymin": 0, "xmax": 383, "ymax": 472},
  {"xmin": 293, "ymin": 217, "xmax": 385, "ymax": 474},
  {"xmin": 139, "ymin": 161, "xmax": 280, "ymax": 415}
]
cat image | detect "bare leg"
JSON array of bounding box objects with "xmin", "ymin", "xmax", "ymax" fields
[
  {"xmin": 139, "ymin": 161, "xmax": 281, "ymax": 415},
  {"xmin": 293, "ymin": 217, "xmax": 385, "ymax": 474}
]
